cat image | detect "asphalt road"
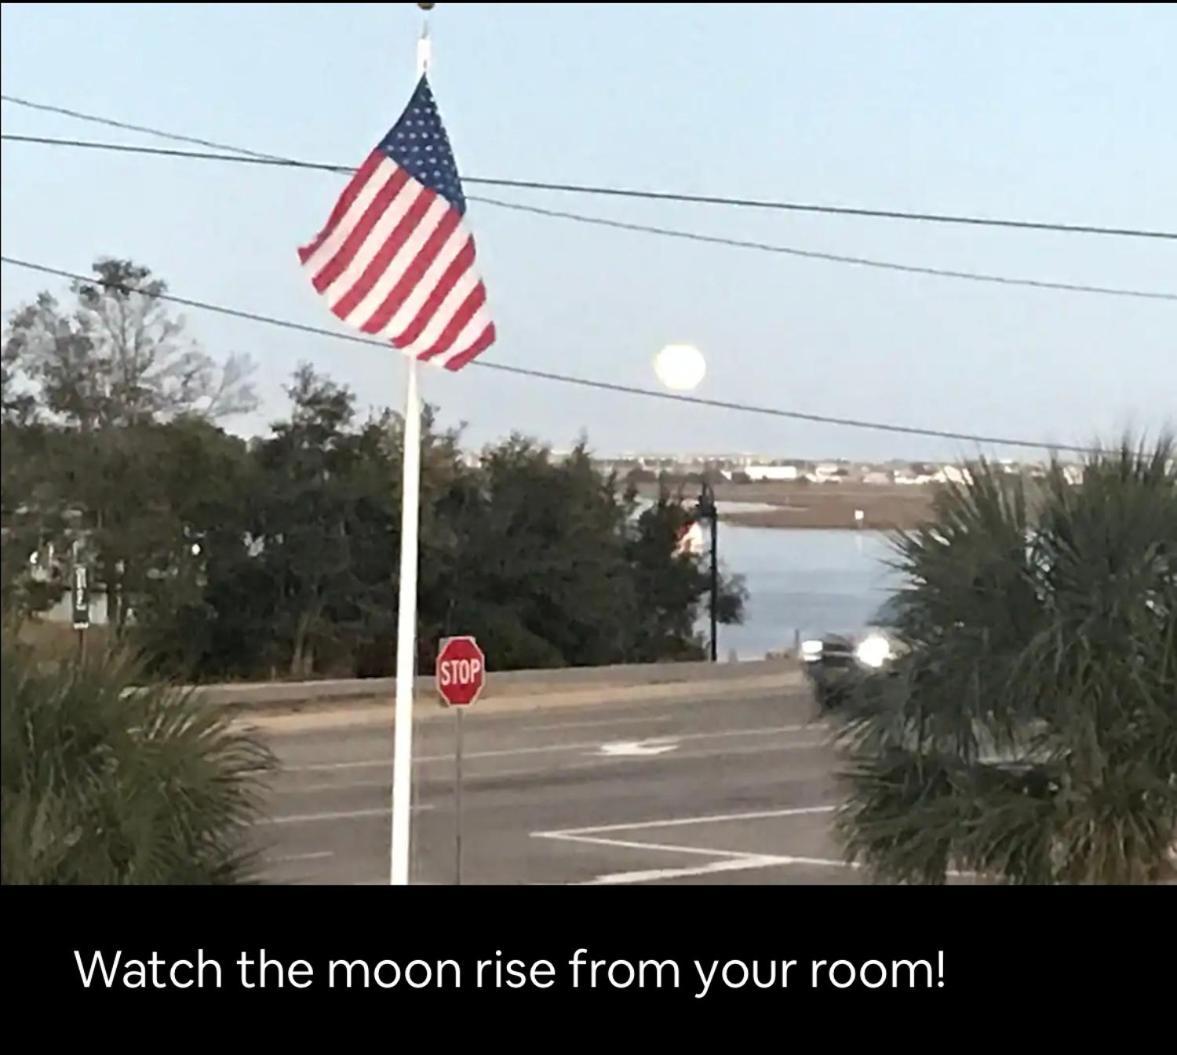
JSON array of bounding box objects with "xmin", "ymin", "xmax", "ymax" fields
[{"xmin": 252, "ymin": 687, "xmax": 881, "ymax": 886}]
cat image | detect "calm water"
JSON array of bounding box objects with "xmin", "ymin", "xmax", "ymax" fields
[
  {"xmin": 631, "ymin": 498, "xmax": 903, "ymax": 659},
  {"xmin": 714, "ymin": 527, "xmax": 904, "ymax": 660}
]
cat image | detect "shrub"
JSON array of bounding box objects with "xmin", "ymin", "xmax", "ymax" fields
[
  {"xmin": 1, "ymin": 634, "xmax": 275, "ymax": 884},
  {"xmin": 830, "ymin": 437, "xmax": 1177, "ymax": 884}
]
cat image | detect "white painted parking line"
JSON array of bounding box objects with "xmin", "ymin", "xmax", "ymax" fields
[
  {"xmin": 286, "ymin": 722, "xmax": 819, "ymax": 773},
  {"xmin": 596, "ymin": 738, "xmax": 680, "ymax": 756},
  {"xmin": 535, "ymin": 805, "xmax": 986, "ymax": 886},
  {"xmin": 267, "ymin": 850, "xmax": 335, "ymax": 864},
  {"xmin": 282, "ymin": 776, "xmax": 392, "ymax": 793},
  {"xmin": 262, "ymin": 803, "xmax": 435, "ymax": 825},
  {"xmin": 278, "ymin": 741, "xmax": 825, "ymax": 795},
  {"xmin": 542, "ymin": 802, "xmax": 837, "ymax": 838},
  {"xmin": 582, "ymin": 856, "xmax": 802, "ymax": 885},
  {"xmin": 516, "ymin": 713, "xmax": 679, "ymax": 733},
  {"xmin": 548, "ymin": 832, "xmax": 758, "ymax": 859},
  {"xmin": 533, "ymin": 804, "xmax": 850, "ymax": 885},
  {"xmin": 579, "ymin": 854, "xmax": 866, "ymax": 885},
  {"xmin": 287, "ymin": 739, "xmax": 612, "ymax": 772}
]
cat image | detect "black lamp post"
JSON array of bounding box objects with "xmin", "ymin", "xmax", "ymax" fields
[{"xmin": 695, "ymin": 479, "xmax": 719, "ymax": 662}]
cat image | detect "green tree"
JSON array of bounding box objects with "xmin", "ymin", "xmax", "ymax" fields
[
  {"xmin": 1, "ymin": 260, "xmax": 258, "ymax": 635},
  {"xmin": 5, "ymin": 301, "xmax": 752, "ymax": 682},
  {"xmin": 0, "ymin": 421, "xmax": 61, "ymax": 620},
  {"xmin": 1, "ymin": 332, "xmax": 37, "ymax": 426},
  {"xmin": 130, "ymin": 366, "xmax": 468, "ymax": 682},
  {"xmin": 626, "ymin": 488, "xmax": 746, "ymax": 661},
  {"xmin": 2, "ymin": 333, "xmax": 57, "ymax": 619},
  {"xmin": 0, "ymin": 633, "xmax": 274, "ymax": 884},
  {"xmin": 250, "ymin": 365, "xmax": 370, "ymax": 677},
  {"xmin": 241, "ymin": 365, "xmax": 446, "ymax": 679},
  {"xmin": 831, "ymin": 437, "xmax": 1177, "ymax": 884},
  {"xmin": 435, "ymin": 437, "xmax": 638, "ymax": 669},
  {"xmin": 131, "ymin": 395, "xmax": 748, "ymax": 679},
  {"xmin": 125, "ymin": 419, "xmax": 256, "ymax": 675},
  {"xmin": 382, "ymin": 403, "xmax": 471, "ymax": 677},
  {"xmin": 4, "ymin": 258, "xmax": 256, "ymax": 430},
  {"xmin": 430, "ymin": 443, "xmax": 746, "ymax": 669}
]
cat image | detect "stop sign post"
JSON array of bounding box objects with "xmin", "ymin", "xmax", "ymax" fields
[{"xmin": 436, "ymin": 636, "xmax": 485, "ymax": 885}]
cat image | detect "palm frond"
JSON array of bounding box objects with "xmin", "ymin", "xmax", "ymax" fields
[
  {"xmin": 1, "ymin": 633, "xmax": 275, "ymax": 885},
  {"xmin": 828, "ymin": 435, "xmax": 1177, "ymax": 884}
]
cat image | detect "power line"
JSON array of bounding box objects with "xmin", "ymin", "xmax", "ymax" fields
[
  {"xmin": 3, "ymin": 134, "xmax": 1173, "ymax": 303},
  {"xmin": 466, "ymin": 176, "xmax": 1177, "ymax": 242},
  {"xmin": 0, "ymin": 133, "xmax": 349, "ymax": 173},
  {"xmin": 1, "ymin": 93, "xmax": 290, "ymax": 160},
  {"xmin": 469, "ymin": 195, "xmax": 1177, "ymax": 302},
  {"xmin": 3, "ymin": 93, "xmax": 1174, "ymax": 241},
  {"xmin": 0, "ymin": 255, "xmax": 1102, "ymax": 455}
]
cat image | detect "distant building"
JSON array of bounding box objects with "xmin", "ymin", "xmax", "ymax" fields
[
  {"xmin": 934, "ymin": 465, "xmax": 973, "ymax": 485},
  {"xmin": 894, "ymin": 468, "xmax": 938, "ymax": 486},
  {"xmin": 804, "ymin": 462, "xmax": 846, "ymax": 484},
  {"xmin": 744, "ymin": 464, "xmax": 800, "ymax": 482}
]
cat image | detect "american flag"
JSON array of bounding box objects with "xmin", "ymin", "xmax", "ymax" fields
[{"xmin": 298, "ymin": 75, "xmax": 495, "ymax": 371}]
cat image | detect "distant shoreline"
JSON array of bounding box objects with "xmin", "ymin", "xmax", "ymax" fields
[
  {"xmin": 720, "ymin": 508, "xmax": 925, "ymax": 531},
  {"xmin": 722, "ymin": 514, "xmax": 906, "ymax": 532},
  {"xmin": 634, "ymin": 480, "xmax": 936, "ymax": 532}
]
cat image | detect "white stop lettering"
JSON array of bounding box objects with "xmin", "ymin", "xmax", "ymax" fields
[{"xmin": 441, "ymin": 656, "xmax": 482, "ymax": 686}]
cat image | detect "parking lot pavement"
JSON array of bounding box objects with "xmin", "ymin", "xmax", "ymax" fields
[
  {"xmin": 253, "ymin": 687, "xmax": 891, "ymax": 886},
  {"xmin": 535, "ymin": 807, "xmax": 993, "ymax": 885}
]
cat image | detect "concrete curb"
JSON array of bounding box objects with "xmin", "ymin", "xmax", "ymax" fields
[
  {"xmin": 199, "ymin": 657, "xmax": 800, "ymax": 711},
  {"xmin": 237, "ymin": 669, "xmax": 808, "ymax": 735}
]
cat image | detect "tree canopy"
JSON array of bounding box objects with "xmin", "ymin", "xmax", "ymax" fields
[
  {"xmin": 1, "ymin": 261, "xmax": 745, "ymax": 680},
  {"xmin": 831, "ymin": 438, "xmax": 1177, "ymax": 884}
]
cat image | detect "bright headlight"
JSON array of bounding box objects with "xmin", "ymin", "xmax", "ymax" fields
[
  {"xmin": 855, "ymin": 634, "xmax": 893, "ymax": 669},
  {"xmin": 801, "ymin": 639, "xmax": 824, "ymax": 661}
]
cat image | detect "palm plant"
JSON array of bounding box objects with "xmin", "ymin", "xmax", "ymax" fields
[
  {"xmin": 1, "ymin": 634, "xmax": 275, "ymax": 884},
  {"xmin": 831, "ymin": 436, "xmax": 1177, "ymax": 884}
]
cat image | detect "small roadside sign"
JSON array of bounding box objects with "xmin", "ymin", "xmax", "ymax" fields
[{"xmin": 71, "ymin": 564, "xmax": 90, "ymax": 630}]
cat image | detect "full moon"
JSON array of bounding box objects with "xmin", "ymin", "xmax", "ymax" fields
[{"xmin": 654, "ymin": 344, "xmax": 706, "ymax": 392}]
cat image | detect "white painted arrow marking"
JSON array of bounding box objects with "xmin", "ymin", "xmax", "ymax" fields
[{"xmin": 595, "ymin": 738, "xmax": 679, "ymax": 757}]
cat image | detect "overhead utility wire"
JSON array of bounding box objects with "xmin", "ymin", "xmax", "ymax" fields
[
  {"xmin": 3, "ymin": 94, "xmax": 1174, "ymax": 241},
  {"xmin": 470, "ymin": 195, "xmax": 1177, "ymax": 301},
  {"xmin": 0, "ymin": 132, "xmax": 346, "ymax": 170},
  {"xmin": 2, "ymin": 134, "xmax": 1173, "ymax": 302},
  {"xmin": 0, "ymin": 255, "xmax": 1102, "ymax": 456},
  {"xmin": 0, "ymin": 93, "xmax": 291, "ymax": 160}
]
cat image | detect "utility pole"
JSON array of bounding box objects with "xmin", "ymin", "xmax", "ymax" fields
[{"xmin": 696, "ymin": 479, "xmax": 719, "ymax": 662}]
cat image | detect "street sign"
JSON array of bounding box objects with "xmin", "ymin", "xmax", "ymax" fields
[
  {"xmin": 436, "ymin": 635, "xmax": 486, "ymax": 706},
  {"xmin": 71, "ymin": 564, "xmax": 90, "ymax": 630},
  {"xmin": 436, "ymin": 635, "xmax": 485, "ymax": 886}
]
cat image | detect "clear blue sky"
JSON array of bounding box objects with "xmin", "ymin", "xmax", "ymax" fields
[{"xmin": 2, "ymin": 3, "xmax": 1174, "ymax": 461}]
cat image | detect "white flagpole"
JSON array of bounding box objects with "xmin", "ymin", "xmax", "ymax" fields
[{"xmin": 389, "ymin": 16, "xmax": 433, "ymax": 888}]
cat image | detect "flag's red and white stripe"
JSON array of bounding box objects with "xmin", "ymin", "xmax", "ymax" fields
[{"xmin": 298, "ymin": 151, "xmax": 495, "ymax": 371}]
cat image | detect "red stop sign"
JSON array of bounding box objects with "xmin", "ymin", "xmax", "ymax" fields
[{"xmin": 436, "ymin": 636, "xmax": 486, "ymax": 707}]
